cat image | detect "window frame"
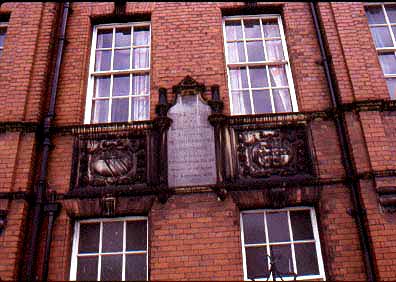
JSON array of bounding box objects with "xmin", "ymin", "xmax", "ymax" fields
[
  {"xmin": 0, "ymin": 21, "xmax": 8, "ymax": 55},
  {"xmin": 69, "ymin": 216, "xmax": 149, "ymax": 281},
  {"xmin": 240, "ymin": 206, "xmax": 325, "ymax": 281},
  {"xmin": 84, "ymin": 21, "xmax": 151, "ymax": 124},
  {"xmin": 222, "ymin": 14, "xmax": 298, "ymax": 115}
]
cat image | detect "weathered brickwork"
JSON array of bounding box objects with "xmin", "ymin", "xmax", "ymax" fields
[{"xmin": 1, "ymin": 2, "xmax": 396, "ymax": 281}]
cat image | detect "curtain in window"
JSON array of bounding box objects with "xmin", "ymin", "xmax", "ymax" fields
[{"xmin": 132, "ymin": 74, "xmax": 149, "ymax": 120}]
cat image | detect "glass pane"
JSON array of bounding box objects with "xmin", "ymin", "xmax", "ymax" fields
[
  {"xmin": 126, "ymin": 220, "xmax": 147, "ymax": 251},
  {"xmin": 263, "ymin": 19, "xmax": 280, "ymax": 38},
  {"xmin": 247, "ymin": 41, "xmax": 265, "ymax": 62},
  {"xmin": 113, "ymin": 75, "xmax": 130, "ymax": 97},
  {"xmin": 245, "ymin": 247, "xmax": 269, "ymax": 280},
  {"xmin": 133, "ymin": 47, "xmax": 149, "ymax": 68},
  {"xmin": 97, "ymin": 29, "xmax": 113, "ymax": 48},
  {"xmin": 76, "ymin": 256, "xmax": 98, "ymax": 281},
  {"xmin": 0, "ymin": 27, "xmax": 7, "ymax": 47},
  {"xmin": 229, "ymin": 67, "xmax": 248, "ymax": 89},
  {"xmin": 102, "ymin": 221, "xmax": 123, "ymax": 252},
  {"xmin": 392, "ymin": 26, "xmax": 396, "ymax": 40},
  {"xmin": 366, "ymin": 6, "xmax": 386, "ymax": 24},
  {"xmin": 78, "ymin": 223, "xmax": 100, "ymax": 253},
  {"xmin": 94, "ymin": 77, "xmax": 110, "ymax": 97},
  {"xmin": 269, "ymin": 66, "xmax": 288, "ymax": 87},
  {"xmin": 266, "ymin": 212, "xmax": 290, "ymax": 242},
  {"xmin": 290, "ymin": 210, "xmax": 314, "ymax": 240},
  {"xmin": 270, "ymin": 245, "xmax": 294, "ymax": 275},
  {"xmin": 114, "ymin": 49, "xmax": 130, "ymax": 70},
  {"xmin": 386, "ymin": 78, "xmax": 396, "ymax": 99},
  {"xmin": 273, "ymin": 89, "xmax": 292, "ymax": 112},
  {"xmin": 225, "ymin": 20, "xmax": 243, "ymax": 41},
  {"xmin": 249, "ymin": 66, "xmax": 268, "ymax": 88},
  {"xmin": 100, "ymin": 255, "xmax": 122, "ymax": 281},
  {"xmin": 227, "ymin": 42, "xmax": 245, "ymax": 63},
  {"xmin": 379, "ymin": 53, "xmax": 396, "ymax": 74},
  {"xmin": 91, "ymin": 100, "xmax": 109, "ymax": 123},
  {"xmin": 232, "ymin": 90, "xmax": 252, "ymax": 114},
  {"xmin": 385, "ymin": 5, "xmax": 396, "ymax": 23},
  {"xmin": 133, "ymin": 26, "xmax": 150, "ymax": 45},
  {"xmin": 266, "ymin": 40, "xmax": 284, "ymax": 60},
  {"xmin": 242, "ymin": 213, "xmax": 265, "ymax": 244},
  {"xmin": 95, "ymin": 50, "xmax": 111, "ymax": 71},
  {"xmin": 131, "ymin": 96, "xmax": 149, "ymax": 120},
  {"xmin": 295, "ymin": 243, "xmax": 320, "ymax": 276},
  {"xmin": 125, "ymin": 254, "xmax": 147, "ymax": 281},
  {"xmin": 111, "ymin": 98, "xmax": 129, "ymax": 122},
  {"xmin": 244, "ymin": 19, "xmax": 261, "ymax": 39},
  {"xmin": 252, "ymin": 90, "xmax": 272, "ymax": 113},
  {"xmin": 115, "ymin": 27, "xmax": 131, "ymax": 47},
  {"xmin": 132, "ymin": 74, "xmax": 150, "ymax": 95},
  {"xmin": 370, "ymin": 26, "xmax": 393, "ymax": 48}
]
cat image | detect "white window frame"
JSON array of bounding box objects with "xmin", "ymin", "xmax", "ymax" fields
[
  {"xmin": 0, "ymin": 21, "xmax": 8, "ymax": 53},
  {"xmin": 222, "ymin": 14, "xmax": 298, "ymax": 115},
  {"xmin": 69, "ymin": 216, "xmax": 148, "ymax": 281},
  {"xmin": 240, "ymin": 207, "xmax": 325, "ymax": 281},
  {"xmin": 84, "ymin": 22, "xmax": 151, "ymax": 124}
]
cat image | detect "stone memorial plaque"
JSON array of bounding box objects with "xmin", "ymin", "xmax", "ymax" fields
[{"xmin": 167, "ymin": 94, "xmax": 217, "ymax": 187}]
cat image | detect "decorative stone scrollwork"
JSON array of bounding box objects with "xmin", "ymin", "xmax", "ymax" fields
[
  {"xmin": 73, "ymin": 135, "xmax": 146, "ymax": 189},
  {"xmin": 236, "ymin": 127, "xmax": 312, "ymax": 178}
]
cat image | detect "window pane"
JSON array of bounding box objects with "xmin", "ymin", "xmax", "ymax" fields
[
  {"xmin": 379, "ymin": 53, "xmax": 396, "ymax": 74},
  {"xmin": 115, "ymin": 27, "xmax": 131, "ymax": 47},
  {"xmin": 0, "ymin": 27, "xmax": 6, "ymax": 47},
  {"xmin": 242, "ymin": 213, "xmax": 265, "ymax": 244},
  {"xmin": 295, "ymin": 243, "xmax": 320, "ymax": 276},
  {"xmin": 95, "ymin": 50, "xmax": 111, "ymax": 71},
  {"xmin": 78, "ymin": 223, "xmax": 100, "ymax": 253},
  {"xmin": 114, "ymin": 49, "xmax": 130, "ymax": 70},
  {"xmin": 97, "ymin": 29, "xmax": 113, "ymax": 48},
  {"xmin": 94, "ymin": 77, "xmax": 111, "ymax": 98},
  {"xmin": 386, "ymin": 78, "xmax": 396, "ymax": 99},
  {"xmin": 76, "ymin": 256, "xmax": 98, "ymax": 281},
  {"xmin": 102, "ymin": 221, "xmax": 123, "ymax": 252},
  {"xmin": 269, "ymin": 66, "xmax": 288, "ymax": 87},
  {"xmin": 131, "ymin": 96, "xmax": 149, "ymax": 120},
  {"xmin": 252, "ymin": 90, "xmax": 272, "ymax": 113},
  {"xmin": 262, "ymin": 19, "xmax": 280, "ymax": 38},
  {"xmin": 266, "ymin": 40, "xmax": 284, "ymax": 60},
  {"xmin": 133, "ymin": 26, "xmax": 150, "ymax": 46},
  {"xmin": 370, "ymin": 26, "xmax": 393, "ymax": 48},
  {"xmin": 249, "ymin": 66, "xmax": 268, "ymax": 88},
  {"xmin": 385, "ymin": 5, "xmax": 396, "ymax": 23},
  {"xmin": 244, "ymin": 19, "xmax": 261, "ymax": 39},
  {"xmin": 270, "ymin": 245, "xmax": 294, "ymax": 275},
  {"xmin": 225, "ymin": 20, "xmax": 243, "ymax": 41},
  {"xmin": 232, "ymin": 90, "xmax": 252, "ymax": 114},
  {"xmin": 227, "ymin": 42, "xmax": 245, "ymax": 63},
  {"xmin": 113, "ymin": 75, "xmax": 130, "ymax": 97},
  {"xmin": 100, "ymin": 255, "xmax": 122, "ymax": 281},
  {"xmin": 230, "ymin": 67, "xmax": 248, "ymax": 89},
  {"xmin": 132, "ymin": 74, "xmax": 150, "ymax": 95},
  {"xmin": 366, "ymin": 6, "xmax": 386, "ymax": 24},
  {"xmin": 111, "ymin": 98, "xmax": 129, "ymax": 122},
  {"xmin": 273, "ymin": 89, "xmax": 292, "ymax": 112},
  {"xmin": 290, "ymin": 210, "xmax": 314, "ymax": 240},
  {"xmin": 133, "ymin": 47, "xmax": 149, "ymax": 68},
  {"xmin": 392, "ymin": 26, "xmax": 396, "ymax": 40},
  {"xmin": 125, "ymin": 254, "xmax": 147, "ymax": 281},
  {"xmin": 247, "ymin": 41, "xmax": 265, "ymax": 62},
  {"xmin": 126, "ymin": 220, "xmax": 147, "ymax": 251},
  {"xmin": 92, "ymin": 100, "xmax": 109, "ymax": 123},
  {"xmin": 266, "ymin": 212, "xmax": 290, "ymax": 242},
  {"xmin": 245, "ymin": 247, "xmax": 269, "ymax": 280}
]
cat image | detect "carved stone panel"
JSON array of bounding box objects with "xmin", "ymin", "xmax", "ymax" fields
[
  {"xmin": 236, "ymin": 126, "xmax": 313, "ymax": 179},
  {"xmin": 72, "ymin": 135, "xmax": 146, "ymax": 189},
  {"xmin": 167, "ymin": 94, "xmax": 217, "ymax": 187}
]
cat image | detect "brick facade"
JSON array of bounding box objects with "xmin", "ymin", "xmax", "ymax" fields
[{"xmin": 0, "ymin": 2, "xmax": 396, "ymax": 281}]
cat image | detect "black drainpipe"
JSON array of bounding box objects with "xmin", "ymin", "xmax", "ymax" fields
[
  {"xmin": 309, "ymin": 3, "xmax": 377, "ymax": 281},
  {"xmin": 25, "ymin": 2, "xmax": 69, "ymax": 281}
]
